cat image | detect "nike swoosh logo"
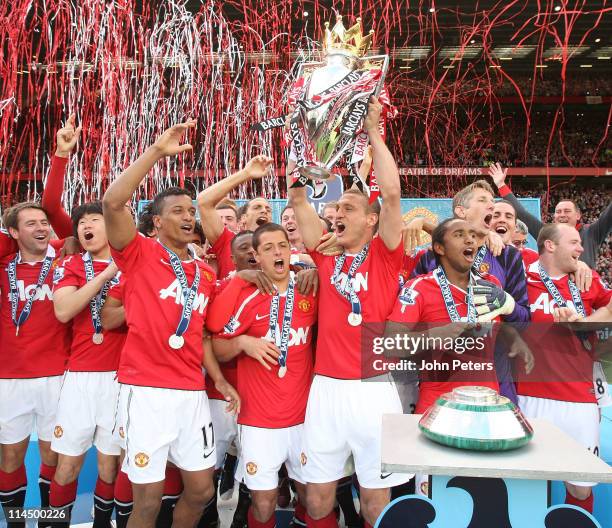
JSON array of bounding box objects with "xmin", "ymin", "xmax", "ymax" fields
[
  {"xmin": 380, "ymin": 473, "xmax": 393, "ymax": 480},
  {"xmin": 255, "ymin": 314, "xmax": 269, "ymax": 320},
  {"xmin": 203, "ymin": 449, "xmax": 215, "ymax": 459}
]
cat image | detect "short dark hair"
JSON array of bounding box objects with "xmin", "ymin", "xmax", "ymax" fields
[
  {"xmin": 193, "ymin": 221, "xmax": 205, "ymax": 245},
  {"xmin": 137, "ymin": 202, "xmax": 156, "ymax": 237},
  {"xmin": 495, "ymin": 199, "xmax": 516, "ymax": 214},
  {"xmin": 252, "ymin": 223, "xmax": 288, "ymax": 251},
  {"xmin": 237, "ymin": 203, "xmax": 249, "ymax": 220},
  {"xmin": 537, "ymin": 223, "xmax": 562, "ymax": 254},
  {"xmin": 555, "ymin": 199, "xmax": 580, "ymax": 214},
  {"xmin": 150, "ymin": 187, "xmax": 193, "ymax": 216},
  {"xmin": 71, "ymin": 201, "xmax": 103, "ymax": 238},
  {"xmin": 431, "ymin": 217, "xmax": 461, "ymax": 261},
  {"xmin": 230, "ymin": 230, "xmax": 254, "ymax": 253},
  {"xmin": 280, "ymin": 204, "xmax": 293, "ymax": 219},
  {"xmin": 3, "ymin": 202, "xmax": 48, "ymax": 233}
]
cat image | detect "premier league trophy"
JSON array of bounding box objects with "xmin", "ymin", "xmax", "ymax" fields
[{"xmin": 253, "ymin": 15, "xmax": 389, "ymax": 193}]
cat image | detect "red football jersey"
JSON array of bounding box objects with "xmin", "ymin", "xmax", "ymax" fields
[
  {"xmin": 208, "ymin": 227, "xmax": 235, "ymax": 280},
  {"xmin": 215, "ymin": 278, "xmax": 317, "ymax": 428},
  {"xmin": 110, "ymin": 235, "xmax": 216, "ymax": 390},
  {"xmin": 205, "ymin": 277, "xmax": 237, "ymax": 401},
  {"xmin": 388, "ymin": 271, "xmax": 500, "ymax": 412},
  {"xmin": 400, "ymin": 249, "xmax": 426, "ymax": 284},
  {"xmin": 0, "ymin": 248, "xmax": 70, "ymax": 378},
  {"xmin": 520, "ymin": 248, "xmax": 539, "ymax": 267},
  {"xmin": 309, "ymin": 236, "xmax": 403, "ymax": 380},
  {"xmin": 53, "ymin": 254, "xmax": 126, "ymax": 372},
  {"xmin": 516, "ymin": 260, "xmax": 612, "ymax": 403}
]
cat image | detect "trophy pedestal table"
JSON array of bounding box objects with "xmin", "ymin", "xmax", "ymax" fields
[{"xmin": 380, "ymin": 414, "xmax": 612, "ymax": 527}]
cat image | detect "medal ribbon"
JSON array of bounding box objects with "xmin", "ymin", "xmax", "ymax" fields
[
  {"xmin": 161, "ymin": 243, "xmax": 201, "ymax": 341},
  {"xmin": 83, "ymin": 253, "xmax": 114, "ymax": 336},
  {"xmin": 8, "ymin": 246, "xmax": 55, "ymax": 334},
  {"xmin": 268, "ymin": 278, "xmax": 296, "ymax": 369},
  {"xmin": 538, "ymin": 264, "xmax": 590, "ymax": 349},
  {"xmin": 433, "ymin": 266, "xmax": 477, "ymax": 323},
  {"xmin": 331, "ymin": 244, "xmax": 369, "ymax": 318},
  {"xmin": 471, "ymin": 246, "xmax": 487, "ymax": 273}
]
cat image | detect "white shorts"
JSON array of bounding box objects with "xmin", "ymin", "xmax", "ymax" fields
[
  {"xmin": 236, "ymin": 424, "xmax": 304, "ymax": 491},
  {"xmin": 51, "ymin": 371, "xmax": 121, "ymax": 457},
  {"xmin": 209, "ymin": 399, "xmax": 239, "ymax": 470},
  {"xmin": 0, "ymin": 376, "xmax": 63, "ymax": 444},
  {"xmin": 303, "ymin": 375, "xmax": 412, "ymax": 489},
  {"xmin": 118, "ymin": 385, "xmax": 216, "ymax": 484},
  {"xmin": 518, "ymin": 395, "xmax": 599, "ymax": 487}
]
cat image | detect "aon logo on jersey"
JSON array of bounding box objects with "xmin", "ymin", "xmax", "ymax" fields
[
  {"xmin": 264, "ymin": 326, "xmax": 310, "ymax": 347},
  {"xmin": 15, "ymin": 281, "xmax": 53, "ymax": 302},
  {"xmin": 159, "ymin": 279, "xmax": 209, "ymax": 314},
  {"xmin": 530, "ymin": 292, "xmax": 577, "ymax": 315},
  {"xmin": 335, "ymin": 272, "xmax": 369, "ymax": 293}
]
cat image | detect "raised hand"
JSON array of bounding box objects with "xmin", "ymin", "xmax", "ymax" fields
[
  {"xmin": 242, "ymin": 155, "xmax": 274, "ymax": 180},
  {"xmin": 363, "ymin": 96, "xmax": 382, "ymax": 133},
  {"xmin": 152, "ymin": 119, "xmax": 196, "ymax": 158},
  {"xmin": 55, "ymin": 114, "xmax": 82, "ymax": 157},
  {"xmin": 403, "ymin": 217, "xmax": 425, "ymax": 256},
  {"xmin": 487, "ymin": 162, "xmax": 507, "ymax": 189}
]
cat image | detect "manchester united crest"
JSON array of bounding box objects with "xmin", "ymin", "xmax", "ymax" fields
[
  {"xmin": 119, "ymin": 427, "xmax": 125, "ymax": 439},
  {"xmin": 479, "ymin": 262, "xmax": 490, "ymax": 274},
  {"xmin": 298, "ymin": 299, "xmax": 312, "ymax": 313},
  {"xmin": 300, "ymin": 452, "xmax": 307, "ymax": 466},
  {"xmin": 134, "ymin": 452, "xmax": 150, "ymax": 468},
  {"xmin": 203, "ymin": 271, "xmax": 214, "ymax": 282},
  {"xmin": 246, "ymin": 462, "xmax": 258, "ymax": 475},
  {"xmin": 53, "ymin": 425, "xmax": 63, "ymax": 438}
]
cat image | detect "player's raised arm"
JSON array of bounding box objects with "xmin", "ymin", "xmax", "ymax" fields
[
  {"xmin": 364, "ymin": 96, "xmax": 402, "ymax": 250},
  {"xmin": 197, "ymin": 155, "xmax": 273, "ymax": 244},
  {"xmin": 43, "ymin": 114, "xmax": 82, "ymax": 238},
  {"xmin": 286, "ymin": 160, "xmax": 324, "ymax": 251},
  {"xmin": 102, "ymin": 119, "xmax": 196, "ymax": 250}
]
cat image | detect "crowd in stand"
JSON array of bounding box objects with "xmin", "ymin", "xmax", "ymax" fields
[{"xmin": 512, "ymin": 182, "xmax": 612, "ymax": 284}]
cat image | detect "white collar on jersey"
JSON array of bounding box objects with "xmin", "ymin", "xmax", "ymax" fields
[
  {"xmin": 273, "ymin": 271, "xmax": 296, "ymax": 297},
  {"xmin": 82, "ymin": 251, "xmax": 112, "ymax": 264},
  {"xmin": 16, "ymin": 244, "xmax": 56, "ymax": 265},
  {"xmin": 529, "ymin": 259, "xmax": 567, "ymax": 281}
]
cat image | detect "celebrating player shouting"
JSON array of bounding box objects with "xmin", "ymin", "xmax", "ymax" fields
[
  {"xmin": 288, "ymin": 96, "xmax": 410, "ymax": 528},
  {"xmin": 211, "ymin": 223, "xmax": 318, "ymax": 528},
  {"xmin": 50, "ymin": 201, "xmax": 124, "ymax": 526},
  {"xmin": 102, "ymin": 119, "xmax": 239, "ymax": 528}
]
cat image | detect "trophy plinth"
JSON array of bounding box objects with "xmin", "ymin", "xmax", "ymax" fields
[{"xmin": 418, "ymin": 386, "xmax": 534, "ymax": 451}]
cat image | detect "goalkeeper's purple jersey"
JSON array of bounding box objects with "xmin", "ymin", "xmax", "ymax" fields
[{"xmin": 412, "ymin": 244, "xmax": 530, "ymax": 323}]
